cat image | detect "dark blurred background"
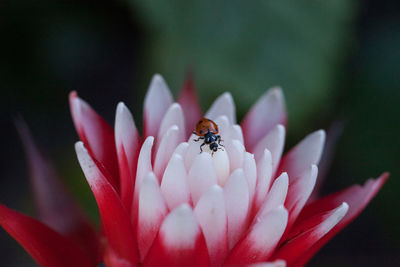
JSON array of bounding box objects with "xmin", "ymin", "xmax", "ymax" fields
[{"xmin": 0, "ymin": 0, "xmax": 399, "ymax": 266}]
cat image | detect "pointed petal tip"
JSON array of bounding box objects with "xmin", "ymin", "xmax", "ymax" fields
[
  {"xmin": 69, "ymin": 90, "xmax": 78, "ymax": 99},
  {"xmin": 339, "ymin": 202, "xmax": 349, "ymax": 213},
  {"xmin": 269, "ymin": 86, "xmax": 284, "ymax": 98},
  {"xmin": 378, "ymin": 172, "xmax": 390, "ymax": 182},
  {"xmin": 314, "ymin": 129, "xmax": 326, "ymax": 142},
  {"xmin": 144, "ymin": 135, "xmax": 155, "ymax": 144},
  {"xmin": 116, "ymin": 101, "xmax": 127, "ymax": 112},
  {"xmin": 74, "ymin": 141, "xmax": 85, "ymax": 152}
]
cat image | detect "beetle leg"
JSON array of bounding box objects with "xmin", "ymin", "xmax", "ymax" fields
[
  {"xmin": 200, "ymin": 143, "xmax": 205, "ymax": 153},
  {"xmin": 194, "ymin": 136, "xmax": 204, "ymax": 142},
  {"xmin": 217, "ymin": 135, "xmax": 224, "ymax": 146}
]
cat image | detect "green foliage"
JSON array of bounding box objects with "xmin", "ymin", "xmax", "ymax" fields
[{"xmin": 126, "ymin": 0, "xmax": 355, "ymax": 132}]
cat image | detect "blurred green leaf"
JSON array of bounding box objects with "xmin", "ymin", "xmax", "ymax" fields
[{"xmin": 126, "ymin": 0, "xmax": 355, "ymax": 133}]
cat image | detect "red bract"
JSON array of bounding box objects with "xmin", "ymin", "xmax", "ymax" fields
[{"xmin": 0, "ymin": 74, "xmax": 388, "ymax": 267}]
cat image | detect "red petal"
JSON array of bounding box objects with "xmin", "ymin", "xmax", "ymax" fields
[
  {"xmin": 0, "ymin": 204, "xmax": 92, "ymax": 267},
  {"xmin": 16, "ymin": 120, "xmax": 99, "ymax": 262},
  {"xmin": 241, "ymin": 87, "xmax": 287, "ymax": 151},
  {"xmin": 273, "ymin": 203, "xmax": 348, "ymax": 266},
  {"xmin": 292, "ymin": 173, "xmax": 388, "ymax": 266},
  {"xmin": 143, "ymin": 204, "xmax": 210, "ymax": 267},
  {"xmin": 69, "ymin": 91, "xmax": 120, "ymax": 191},
  {"xmin": 75, "ymin": 142, "xmax": 139, "ymax": 264},
  {"xmin": 178, "ymin": 70, "xmax": 202, "ymax": 137}
]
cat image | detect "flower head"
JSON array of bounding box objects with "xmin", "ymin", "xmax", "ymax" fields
[{"xmin": 0, "ymin": 74, "xmax": 388, "ymax": 267}]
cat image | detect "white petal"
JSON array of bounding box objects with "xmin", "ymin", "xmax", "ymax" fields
[
  {"xmin": 253, "ymin": 124, "xmax": 285, "ymax": 176},
  {"xmin": 154, "ymin": 125, "xmax": 180, "ymax": 179},
  {"xmin": 133, "ymin": 137, "xmax": 154, "ymax": 214},
  {"xmin": 279, "ymin": 130, "xmax": 325, "ymax": 180},
  {"xmin": 115, "ymin": 102, "xmax": 139, "ymax": 167},
  {"xmin": 224, "ymin": 169, "xmax": 249, "ymax": 249},
  {"xmin": 173, "ymin": 142, "xmax": 189, "ymax": 158},
  {"xmin": 315, "ymin": 202, "xmax": 348, "ymax": 236},
  {"xmin": 185, "ymin": 134, "xmax": 200, "ymax": 171},
  {"xmin": 254, "ymin": 172, "xmax": 288, "ymax": 223},
  {"xmin": 227, "ymin": 139, "xmax": 245, "ymax": 173},
  {"xmin": 231, "ymin": 124, "xmax": 244, "ymax": 145},
  {"xmin": 241, "ymin": 87, "xmax": 286, "ymax": 150},
  {"xmin": 138, "ymin": 173, "xmax": 168, "ymax": 260},
  {"xmin": 185, "ymin": 120, "xmax": 230, "ymax": 186},
  {"xmin": 243, "ymin": 152, "xmax": 257, "ymax": 210},
  {"xmin": 143, "ymin": 74, "xmax": 173, "ymax": 137},
  {"xmin": 194, "ymin": 185, "xmax": 228, "ymax": 266},
  {"xmin": 212, "ymin": 148, "xmax": 230, "ymax": 186},
  {"xmin": 157, "ymin": 103, "xmax": 185, "ymax": 143},
  {"xmin": 188, "ymin": 153, "xmax": 218, "ymax": 205},
  {"xmin": 160, "ymin": 204, "xmax": 200, "ymax": 249},
  {"xmin": 205, "ymin": 92, "xmax": 236, "ymax": 124},
  {"xmin": 285, "ymin": 165, "xmax": 318, "ymax": 230},
  {"xmin": 161, "ymin": 154, "xmax": 191, "ymax": 210},
  {"xmin": 253, "ymin": 149, "xmax": 273, "ymax": 214},
  {"xmin": 214, "ymin": 115, "xmax": 231, "ymax": 139},
  {"xmin": 227, "ymin": 206, "xmax": 288, "ymax": 264},
  {"xmin": 246, "ymin": 206, "xmax": 288, "ymax": 256},
  {"xmin": 115, "ymin": 102, "xmax": 140, "ymax": 208}
]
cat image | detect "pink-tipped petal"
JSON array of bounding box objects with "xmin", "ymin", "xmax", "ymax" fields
[
  {"xmin": 254, "ymin": 172, "xmax": 289, "ymax": 224},
  {"xmin": 157, "ymin": 103, "xmax": 185, "ymax": 144},
  {"xmin": 278, "ymin": 130, "xmax": 325, "ymax": 181},
  {"xmin": 154, "ymin": 126, "xmax": 181, "ymax": 179},
  {"xmin": 132, "ymin": 136, "xmax": 154, "ymax": 226},
  {"xmin": 115, "ymin": 102, "xmax": 140, "ymax": 210},
  {"xmin": 69, "ymin": 91, "xmax": 119, "ymax": 190},
  {"xmin": 224, "ymin": 169, "xmax": 250, "ymax": 249},
  {"xmin": 178, "ymin": 70, "xmax": 202, "ymax": 137},
  {"xmin": 252, "ymin": 149, "xmax": 273, "ymax": 217},
  {"xmin": 75, "ymin": 142, "xmax": 138, "ymax": 264},
  {"xmin": 0, "ymin": 204, "xmax": 93, "ymax": 267},
  {"xmin": 243, "ymin": 152, "xmax": 257, "ymax": 210},
  {"xmin": 226, "ymin": 206, "xmax": 288, "ymax": 265},
  {"xmin": 205, "ymin": 92, "xmax": 236, "ymax": 124},
  {"xmin": 194, "ymin": 185, "xmax": 228, "ymax": 267},
  {"xmin": 138, "ymin": 173, "xmax": 168, "ymax": 260},
  {"xmin": 143, "ymin": 204, "xmax": 210, "ymax": 267},
  {"xmin": 253, "ymin": 124, "xmax": 285, "ymax": 176},
  {"xmin": 188, "ymin": 153, "xmax": 218, "ymax": 205},
  {"xmin": 284, "ymin": 165, "xmax": 318, "ymax": 234},
  {"xmin": 16, "ymin": 121, "xmax": 98, "ymax": 261},
  {"xmin": 143, "ymin": 74, "xmax": 174, "ymax": 138},
  {"xmin": 273, "ymin": 203, "xmax": 349, "ymax": 266},
  {"xmin": 292, "ymin": 173, "xmax": 388, "ymax": 266},
  {"xmin": 241, "ymin": 87, "xmax": 286, "ymax": 150},
  {"xmin": 161, "ymin": 154, "xmax": 191, "ymax": 210}
]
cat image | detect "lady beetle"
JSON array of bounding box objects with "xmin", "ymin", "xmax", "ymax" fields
[{"xmin": 193, "ymin": 118, "xmax": 224, "ymax": 154}]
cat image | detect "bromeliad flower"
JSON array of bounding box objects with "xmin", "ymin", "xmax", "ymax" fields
[{"xmin": 0, "ymin": 74, "xmax": 388, "ymax": 267}]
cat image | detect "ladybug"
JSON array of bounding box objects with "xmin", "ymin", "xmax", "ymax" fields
[{"xmin": 193, "ymin": 118, "xmax": 224, "ymax": 154}]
